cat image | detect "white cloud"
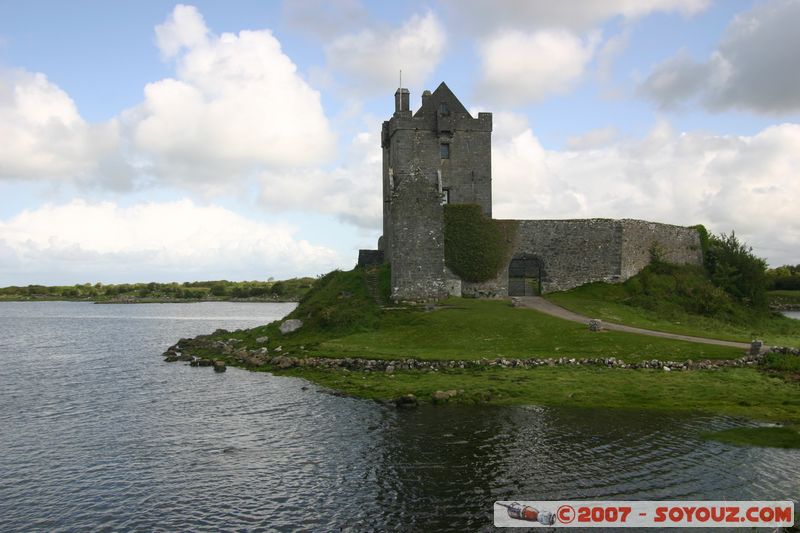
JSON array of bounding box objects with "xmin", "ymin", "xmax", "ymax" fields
[
  {"xmin": 126, "ymin": 4, "xmax": 336, "ymax": 185},
  {"xmin": 491, "ymin": 114, "xmax": 800, "ymax": 266},
  {"xmin": 640, "ymin": 0, "xmax": 800, "ymax": 113},
  {"xmin": 154, "ymin": 3, "xmax": 209, "ymax": 59},
  {"xmin": 476, "ymin": 30, "xmax": 598, "ymax": 106},
  {"xmin": 439, "ymin": 0, "xmax": 709, "ymax": 33},
  {"xmin": 0, "ymin": 199, "xmax": 342, "ymax": 284},
  {"xmin": 1, "ymin": 5, "xmax": 335, "ymax": 193},
  {"xmin": 259, "ymin": 130, "xmax": 382, "ymax": 229},
  {"xmin": 0, "ymin": 70, "xmax": 124, "ymax": 184},
  {"xmin": 325, "ymin": 11, "xmax": 446, "ymax": 93}
]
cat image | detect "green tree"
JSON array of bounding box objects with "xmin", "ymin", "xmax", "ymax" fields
[
  {"xmin": 705, "ymin": 231, "xmax": 767, "ymax": 308},
  {"xmin": 270, "ymin": 281, "xmax": 286, "ymax": 296}
]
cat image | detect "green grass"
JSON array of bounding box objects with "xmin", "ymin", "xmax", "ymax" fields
[
  {"xmin": 182, "ymin": 267, "xmax": 800, "ymax": 439},
  {"xmin": 764, "ymin": 353, "xmax": 800, "ymax": 372},
  {"xmin": 770, "ymin": 290, "xmax": 800, "ymax": 300},
  {"xmin": 546, "ymin": 266, "xmax": 800, "ymax": 348},
  {"xmin": 313, "ymin": 298, "xmax": 742, "ymax": 361},
  {"xmin": 212, "ymin": 269, "xmax": 743, "ymax": 362},
  {"xmin": 702, "ymin": 426, "xmax": 800, "ymax": 448},
  {"xmin": 277, "ymin": 366, "xmax": 800, "ymax": 424}
]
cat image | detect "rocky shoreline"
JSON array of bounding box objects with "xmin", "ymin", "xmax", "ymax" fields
[
  {"xmin": 770, "ymin": 302, "xmax": 800, "ymax": 312},
  {"xmin": 163, "ymin": 333, "xmax": 799, "ymax": 373}
]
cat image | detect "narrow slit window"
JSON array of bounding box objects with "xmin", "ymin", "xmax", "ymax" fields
[
  {"xmin": 441, "ymin": 188, "xmax": 450, "ymax": 205},
  {"xmin": 440, "ymin": 143, "xmax": 450, "ymax": 159}
]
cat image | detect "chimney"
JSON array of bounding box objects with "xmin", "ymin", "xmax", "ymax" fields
[
  {"xmin": 421, "ymin": 89, "xmax": 431, "ymax": 108},
  {"xmin": 394, "ymin": 88, "xmax": 410, "ymax": 114}
]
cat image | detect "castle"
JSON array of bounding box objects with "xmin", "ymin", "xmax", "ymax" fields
[{"xmin": 358, "ymin": 82, "xmax": 703, "ymax": 301}]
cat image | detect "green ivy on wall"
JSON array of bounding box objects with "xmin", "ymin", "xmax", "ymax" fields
[
  {"xmin": 691, "ymin": 224, "xmax": 710, "ymax": 258},
  {"xmin": 443, "ymin": 204, "xmax": 518, "ymax": 282}
]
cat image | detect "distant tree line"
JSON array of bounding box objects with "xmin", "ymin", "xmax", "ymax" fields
[
  {"xmin": 0, "ymin": 278, "xmax": 314, "ymax": 302},
  {"xmin": 766, "ymin": 264, "xmax": 800, "ymax": 291}
]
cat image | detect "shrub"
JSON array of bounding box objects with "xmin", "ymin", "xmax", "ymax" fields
[
  {"xmin": 705, "ymin": 231, "xmax": 768, "ymax": 308},
  {"xmin": 270, "ymin": 281, "xmax": 286, "ymax": 296}
]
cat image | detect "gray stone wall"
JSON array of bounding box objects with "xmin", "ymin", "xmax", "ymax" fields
[
  {"xmin": 461, "ymin": 269, "xmax": 509, "ymax": 298},
  {"xmin": 377, "ymin": 83, "xmax": 703, "ymax": 301},
  {"xmin": 619, "ymin": 220, "xmax": 702, "ymax": 278},
  {"xmin": 389, "ymin": 168, "xmax": 448, "ymax": 301},
  {"xmin": 503, "ymin": 219, "xmax": 702, "ymax": 294},
  {"xmin": 510, "ymin": 219, "xmax": 624, "ymax": 293}
]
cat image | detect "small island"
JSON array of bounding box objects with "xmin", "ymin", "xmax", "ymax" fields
[
  {"xmin": 165, "ymin": 246, "xmax": 800, "ymax": 449},
  {"xmin": 164, "ymin": 84, "xmax": 800, "ymax": 449}
]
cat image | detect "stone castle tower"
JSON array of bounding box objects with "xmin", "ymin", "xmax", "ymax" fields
[
  {"xmin": 379, "ymin": 82, "xmax": 492, "ymax": 300},
  {"xmin": 359, "ymin": 82, "xmax": 704, "ymax": 301}
]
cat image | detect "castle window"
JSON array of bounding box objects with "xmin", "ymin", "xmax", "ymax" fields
[
  {"xmin": 439, "ymin": 102, "xmax": 449, "ymax": 115},
  {"xmin": 440, "ymin": 143, "xmax": 450, "ymax": 159},
  {"xmin": 441, "ymin": 188, "xmax": 450, "ymax": 205}
]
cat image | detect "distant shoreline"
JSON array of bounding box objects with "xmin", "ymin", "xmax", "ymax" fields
[
  {"xmin": 0, "ymin": 297, "xmax": 299, "ymax": 304},
  {"xmin": 0, "ymin": 277, "xmax": 314, "ymax": 303}
]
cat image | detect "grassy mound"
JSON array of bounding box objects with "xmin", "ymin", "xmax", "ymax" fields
[
  {"xmin": 211, "ymin": 265, "xmax": 743, "ymax": 362},
  {"xmin": 176, "ymin": 266, "xmax": 800, "ymax": 433},
  {"xmin": 547, "ymin": 263, "xmax": 800, "ymax": 347},
  {"xmin": 225, "ymin": 266, "xmax": 392, "ymax": 348},
  {"xmin": 318, "ymin": 297, "xmax": 741, "ymax": 361},
  {"xmin": 285, "ymin": 267, "xmax": 385, "ymax": 334}
]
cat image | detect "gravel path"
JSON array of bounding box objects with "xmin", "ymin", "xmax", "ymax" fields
[{"xmin": 515, "ymin": 296, "xmax": 752, "ymax": 350}]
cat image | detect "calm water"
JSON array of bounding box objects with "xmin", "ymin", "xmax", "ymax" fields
[
  {"xmin": 786, "ymin": 310, "xmax": 800, "ymax": 320},
  {"xmin": 0, "ymin": 301, "xmax": 798, "ymax": 532}
]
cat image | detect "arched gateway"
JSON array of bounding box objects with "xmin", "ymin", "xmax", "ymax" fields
[{"xmin": 508, "ymin": 255, "xmax": 543, "ymax": 296}]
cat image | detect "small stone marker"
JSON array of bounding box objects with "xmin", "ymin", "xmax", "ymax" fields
[
  {"xmin": 750, "ymin": 340, "xmax": 763, "ymax": 355},
  {"xmin": 279, "ymin": 319, "xmax": 303, "ymax": 334},
  {"xmin": 588, "ymin": 319, "xmax": 603, "ymax": 332}
]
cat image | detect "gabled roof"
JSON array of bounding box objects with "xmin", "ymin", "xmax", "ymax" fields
[{"xmin": 414, "ymin": 82, "xmax": 471, "ymax": 118}]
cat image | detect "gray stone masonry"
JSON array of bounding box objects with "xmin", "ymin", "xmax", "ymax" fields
[
  {"xmin": 357, "ymin": 249, "xmax": 384, "ymax": 268},
  {"xmin": 382, "ymin": 82, "xmax": 492, "ymax": 264},
  {"xmin": 389, "ymin": 167, "xmax": 448, "ymax": 301},
  {"xmin": 376, "ymin": 83, "xmax": 703, "ymax": 300},
  {"xmin": 619, "ymin": 219, "xmax": 703, "ymax": 278},
  {"xmin": 508, "ymin": 219, "xmax": 701, "ymax": 294}
]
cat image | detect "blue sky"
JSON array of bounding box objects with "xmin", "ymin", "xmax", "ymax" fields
[{"xmin": 1, "ymin": 0, "xmax": 798, "ymax": 285}]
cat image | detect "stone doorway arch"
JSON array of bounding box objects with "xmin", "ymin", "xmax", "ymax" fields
[{"xmin": 508, "ymin": 255, "xmax": 543, "ymax": 296}]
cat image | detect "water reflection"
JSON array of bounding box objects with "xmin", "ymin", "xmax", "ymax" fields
[
  {"xmin": 0, "ymin": 302, "xmax": 797, "ymax": 532},
  {"xmin": 372, "ymin": 406, "xmax": 800, "ymax": 531}
]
